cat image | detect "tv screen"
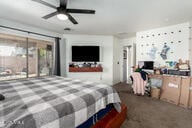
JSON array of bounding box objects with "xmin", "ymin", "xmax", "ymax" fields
[
  {"xmin": 138, "ymin": 61, "xmax": 154, "ymax": 70},
  {"xmin": 72, "ymin": 46, "xmax": 100, "ymax": 62},
  {"xmin": 143, "ymin": 61, "xmax": 154, "ymax": 69}
]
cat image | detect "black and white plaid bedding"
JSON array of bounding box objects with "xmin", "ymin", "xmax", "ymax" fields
[{"xmin": 0, "ymin": 76, "xmax": 121, "ymax": 128}]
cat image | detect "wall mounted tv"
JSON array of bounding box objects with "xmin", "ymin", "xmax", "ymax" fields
[{"xmin": 72, "ymin": 46, "xmax": 100, "ymax": 62}]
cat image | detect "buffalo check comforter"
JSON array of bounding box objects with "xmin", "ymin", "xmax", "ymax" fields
[{"xmin": 0, "ymin": 76, "xmax": 121, "ymax": 128}]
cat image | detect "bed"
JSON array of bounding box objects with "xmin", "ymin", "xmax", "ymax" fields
[{"xmin": 0, "ymin": 76, "xmax": 121, "ymax": 128}]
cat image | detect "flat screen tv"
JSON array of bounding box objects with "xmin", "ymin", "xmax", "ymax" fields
[
  {"xmin": 72, "ymin": 46, "xmax": 100, "ymax": 62},
  {"xmin": 138, "ymin": 61, "xmax": 154, "ymax": 70}
]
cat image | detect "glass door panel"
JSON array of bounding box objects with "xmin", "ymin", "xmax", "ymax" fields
[
  {"xmin": 28, "ymin": 38, "xmax": 53, "ymax": 77},
  {"xmin": 28, "ymin": 39, "xmax": 38, "ymax": 77},
  {"xmin": 38, "ymin": 42, "xmax": 53, "ymax": 76},
  {"xmin": 0, "ymin": 33, "xmax": 53, "ymax": 81},
  {"xmin": 0, "ymin": 33, "xmax": 27, "ymax": 81}
]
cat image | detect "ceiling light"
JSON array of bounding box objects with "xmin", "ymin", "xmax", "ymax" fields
[{"xmin": 57, "ymin": 14, "xmax": 68, "ymax": 20}]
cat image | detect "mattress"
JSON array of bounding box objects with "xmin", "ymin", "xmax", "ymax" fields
[
  {"xmin": 77, "ymin": 104, "xmax": 113, "ymax": 128},
  {"xmin": 0, "ymin": 76, "xmax": 121, "ymax": 128}
]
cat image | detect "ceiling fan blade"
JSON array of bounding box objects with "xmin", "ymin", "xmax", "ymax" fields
[
  {"xmin": 42, "ymin": 11, "xmax": 58, "ymax": 19},
  {"xmin": 31, "ymin": 0, "xmax": 57, "ymax": 9},
  {"xmin": 67, "ymin": 9, "xmax": 95, "ymax": 14},
  {"xmin": 66, "ymin": 14, "xmax": 78, "ymax": 24},
  {"xmin": 60, "ymin": 0, "xmax": 67, "ymax": 8}
]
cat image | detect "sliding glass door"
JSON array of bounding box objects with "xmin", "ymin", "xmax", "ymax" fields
[
  {"xmin": 28, "ymin": 39, "xmax": 53, "ymax": 77},
  {"xmin": 0, "ymin": 33, "xmax": 53, "ymax": 81}
]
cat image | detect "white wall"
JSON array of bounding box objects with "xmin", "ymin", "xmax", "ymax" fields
[
  {"xmin": 63, "ymin": 34, "xmax": 114, "ymax": 85},
  {"xmin": 0, "ymin": 18, "xmax": 61, "ymax": 41},
  {"xmin": 0, "ymin": 19, "xmax": 122, "ymax": 85},
  {"xmin": 0, "ymin": 18, "xmax": 69, "ymax": 77},
  {"xmin": 113, "ymin": 37, "xmax": 121, "ymax": 84},
  {"xmin": 136, "ymin": 22, "xmax": 190, "ymax": 67},
  {"xmin": 189, "ymin": 21, "xmax": 192, "ymax": 72},
  {"xmin": 119, "ymin": 37, "xmax": 136, "ymax": 82}
]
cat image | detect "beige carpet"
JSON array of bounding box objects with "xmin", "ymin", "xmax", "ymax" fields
[{"xmin": 113, "ymin": 82, "xmax": 192, "ymax": 128}]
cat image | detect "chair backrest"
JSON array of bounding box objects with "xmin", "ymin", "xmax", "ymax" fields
[
  {"xmin": 132, "ymin": 72, "xmax": 143, "ymax": 83},
  {"xmin": 131, "ymin": 72, "xmax": 147, "ymax": 95}
]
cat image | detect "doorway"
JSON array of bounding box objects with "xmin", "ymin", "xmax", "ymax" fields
[{"xmin": 123, "ymin": 45, "xmax": 133, "ymax": 83}]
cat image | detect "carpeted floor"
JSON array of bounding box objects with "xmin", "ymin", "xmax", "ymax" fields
[{"xmin": 113, "ymin": 82, "xmax": 192, "ymax": 128}]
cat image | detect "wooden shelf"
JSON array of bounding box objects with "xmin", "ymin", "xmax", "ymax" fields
[{"xmin": 69, "ymin": 67, "xmax": 103, "ymax": 72}]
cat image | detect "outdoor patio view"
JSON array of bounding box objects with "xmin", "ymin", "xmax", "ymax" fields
[{"xmin": 0, "ymin": 33, "xmax": 53, "ymax": 81}]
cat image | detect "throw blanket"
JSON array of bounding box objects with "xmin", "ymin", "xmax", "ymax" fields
[
  {"xmin": 0, "ymin": 76, "xmax": 121, "ymax": 128},
  {"xmin": 132, "ymin": 72, "xmax": 147, "ymax": 95}
]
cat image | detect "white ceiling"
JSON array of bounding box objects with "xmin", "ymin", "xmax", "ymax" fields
[{"xmin": 0, "ymin": 0, "xmax": 192, "ymax": 38}]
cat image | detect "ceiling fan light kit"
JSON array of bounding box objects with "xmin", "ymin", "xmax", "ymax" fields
[
  {"xmin": 57, "ymin": 13, "xmax": 68, "ymax": 20},
  {"xmin": 32, "ymin": 0, "xmax": 95, "ymax": 24}
]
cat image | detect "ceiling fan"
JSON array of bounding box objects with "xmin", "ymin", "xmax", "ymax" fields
[{"xmin": 32, "ymin": 0, "xmax": 95, "ymax": 24}]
